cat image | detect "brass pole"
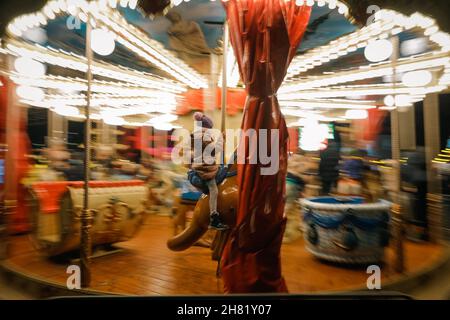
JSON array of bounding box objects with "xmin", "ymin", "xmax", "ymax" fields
[
  {"xmin": 1, "ymin": 55, "xmax": 18, "ymax": 260},
  {"xmin": 390, "ymin": 36, "xmax": 405, "ymax": 273},
  {"xmin": 221, "ymin": 22, "xmax": 228, "ymax": 133},
  {"xmin": 221, "ymin": 22, "xmax": 229, "ymax": 164},
  {"xmin": 81, "ymin": 15, "xmax": 94, "ymax": 287},
  {"xmin": 0, "ymin": 53, "xmax": 6, "ymax": 260},
  {"xmin": 424, "ymin": 94, "xmax": 443, "ymax": 243}
]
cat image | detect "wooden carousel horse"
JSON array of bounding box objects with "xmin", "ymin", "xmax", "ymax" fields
[
  {"xmin": 172, "ymin": 192, "xmax": 217, "ymax": 248},
  {"xmin": 172, "ymin": 184, "xmax": 201, "ymax": 236},
  {"xmin": 171, "ymin": 182, "xmax": 215, "ymax": 249}
]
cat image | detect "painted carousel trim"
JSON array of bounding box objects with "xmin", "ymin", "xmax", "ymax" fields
[
  {"xmin": 285, "ymin": 9, "xmax": 450, "ymax": 82},
  {"xmin": 303, "ymin": 208, "xmax": 390, "ymax": 231},
  {"xmin": 301, "ymin": 197, "xmax": 392, "ymax": 264},
  {"xmin": 90, "ymin": 6, "xmax": 208, "ymax": 88},
  {"xmin": 5, "ymin": 0, "xmax": 207, "ymax": 89},
  {"xmin": 301, "ymin": 197, "xmax": 392, "ymax": 211},
  {"xmin": 6, "ymin": 39, "xmax": 185, "ymax": 93},
  {"xmin": 8, "ymin": 73, "xmax": 175, "ymax": 95}
]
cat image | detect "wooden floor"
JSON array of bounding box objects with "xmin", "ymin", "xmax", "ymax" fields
[{"xmin": 3, "ymin": 215, "xmax": 446, "ymax": 295}]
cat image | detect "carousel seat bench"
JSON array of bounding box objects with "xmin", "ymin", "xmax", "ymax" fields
[{"xmin": 29, "ymin": 180, "xmax": 148, "ymax": 256}]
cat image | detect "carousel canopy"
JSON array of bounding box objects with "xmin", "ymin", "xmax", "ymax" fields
[{"xmin": 1, "ymin": 0, "xmax": 449, "ymax": 129}]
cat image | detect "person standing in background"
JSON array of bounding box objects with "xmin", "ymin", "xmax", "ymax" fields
[{"xmin": 319, "ymin": 127, "xmax": 341, "ymax": 195}]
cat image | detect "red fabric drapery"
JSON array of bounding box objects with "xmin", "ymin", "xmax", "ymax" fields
[
  {"xmin": 176, "ymin": 88, "xmax": 247, "ymax": 116},
  {"xmin": 354, "ymin": 109, "xmax": 388, "ymax": 142},
  {"xmin": 0, "ymin": 76, "xmax": 31, "ymax": 233},
  {"xmin": 221, "ymin": 0, "xmax": 311, "ymax": 293}
]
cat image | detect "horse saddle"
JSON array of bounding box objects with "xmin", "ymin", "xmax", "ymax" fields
[{"xmin": 188, "ymin": 164, "xmax": 236, "ymax": 195}]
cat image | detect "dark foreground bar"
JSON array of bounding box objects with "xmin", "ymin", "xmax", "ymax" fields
[{"xmin": 3, "ymin": 293, "xmax": 443, "ymax": 320}]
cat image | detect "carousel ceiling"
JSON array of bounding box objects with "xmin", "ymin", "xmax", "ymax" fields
[{"xmin": 1, "ymin": 0, "xmax": 450, "ymax": 128}]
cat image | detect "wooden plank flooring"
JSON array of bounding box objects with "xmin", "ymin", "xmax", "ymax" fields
[{"xmin": 4, "ymin": 215, "xmax": 445, "ymax": 295}]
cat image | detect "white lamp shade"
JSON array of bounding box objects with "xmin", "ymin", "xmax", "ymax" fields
[
  {"xmin": 364, "ymin": 39, "xmax": 393, "ymax": 63},
  {"xmin": 91, "ymin": 28, "xmax": 116, "ymax": 56},
  {"xmin": 23, "ymin": 27, "xmax": 48, "ymax": 44},
  {"xmin": 14, "ymin": 57, "xmax": 46, "ymax": 78},
  {"xmin": 345, "ymin": 109, "xmax": 369, "ymax": 120},
  {"xmin": 16, "ymin": 86, "xmax": 45, "ymax": 102},
  {"xmin": 402, "ymin": 70, "xmax": 433, "ymax": 87},
  {"xmin": 400, "ymin": 37, "xmax": 428, "ymax": 57},
  {"xmin": 153, "ymin": 122, "xmax": 174, "ymax": 131},
  {"xmin": 54, "ymin": 105, "xmax": 80, "ymax": 117},
  {"xmin": 104, "ymin": 116, "xmax": 125, "ymax": 126},
  {"xmin": 384, "ymin": 94, "xmax": 414, "ymax": 107},
  {"xmin": 384, "ymin": 95, "xmax": 395, "ymax": 107},
  {"xmin": 148, "ymin": 114, "xmax": 178, "ymax": 124},
  {"xmin": 395, "ymin": 95, "xmax": 412, "ymax": 107}
]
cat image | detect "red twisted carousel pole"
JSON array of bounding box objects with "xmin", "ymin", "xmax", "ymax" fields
[{"xmin": 220, "ymin": 0, "xmax": 311, "ymax": 293}]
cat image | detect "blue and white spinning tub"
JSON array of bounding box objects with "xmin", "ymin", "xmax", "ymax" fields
[{"xmin": 301, "ymin": 197, "xmax": 391, "ymax": 264}]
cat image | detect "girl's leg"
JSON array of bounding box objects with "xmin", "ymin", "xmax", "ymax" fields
[
  {"xmin": 206, "ymin": 179, "xmax": 218, "ymax": 214},
  {"xmin": 206, "ymin": 179, "xmax": 228, "ymax": 230}
]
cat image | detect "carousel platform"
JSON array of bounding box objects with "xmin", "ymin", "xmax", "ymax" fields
[{"xmin": 1, "ymin": 215, "xmax": 449, "ymax": 297}]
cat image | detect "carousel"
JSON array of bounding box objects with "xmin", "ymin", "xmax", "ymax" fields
[{"xmin": 0, "ymin": 0, "xmax": 449, "ymax": 297}]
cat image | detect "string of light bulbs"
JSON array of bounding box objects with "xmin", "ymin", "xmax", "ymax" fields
[{"xmin": 6, "ymin": 0, "xmax": 207, "ymax": 89}]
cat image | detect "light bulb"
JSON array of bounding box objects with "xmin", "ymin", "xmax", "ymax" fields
[
  {"xmin": 345, "ymin": 109, "xmax": 368, "ymax": 120},
  {"xmin": 384, "ymin": 95, "xmax": 395, "ymax": 107},
  {"xmin": 364, "ymin": 39, "xmax": 393, "ymax": 62},
  {"xmin": 14, "ymin": 57, "xmax": 46, "ymax": 78},
  {"xmin": 54, "ymin": 105, "xmax": 80, "ymax": 117},
  {"xmin": 402, "ymin": 70, "xmax": 433, "ymax": 87},
  {"xmin": 104, "ymin": 116, "xmax": 125, "ymax": 126},
  {"xmin": 153, "ymin": 122, "xmax": 174, "ymax": 131},
  {"xmin": 91, "ymin": 28, "xmax": 116, "ymax": 56},
  {"xmin": 16, "ymin": 86, "xmax": 45, "ymax": 101},
  {"xmin": 148, "ymin": 114, "xmax": 178, "ymax": 124},
  {"xmin": 395, "ymin": 95, "xmax": 412, "ymax": 107}
]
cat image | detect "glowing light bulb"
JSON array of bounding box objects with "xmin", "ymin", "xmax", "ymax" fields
[
  {"xmin": 344, "ymin": 109, "xmax": 368, "ymax": 120},
  {"xmin": 364, "ymin": 39, "xmax": 393, "ymax": 62},
  {"xmin": 148, "ymin": 114, "xmax": 178, "ymax": 124},
  {"xmin": 16, "ymin": 86, "xmax": 45, "ymax": 101},
  {"xmin": 128, "ymin": 0, "xmax": 138, "ymax": 9},
  {"xmin": 104, "ymin": 116, "xmax": 125, "ymax": 126},
  {"xmin": 54, "ymin": 105, "xmax": 80, "ymax": 117},
  {"xmin": 91, "ymin": 28, "xmax": 116, "ymax": 56},
  {"xmin": 402, "ymin": 70, "xmax": 433, "ymax": 87},
  {"xmin": 384, "ymin": 95, "xmax": 395, "ymax": 107},
  {"xmin": 153, "ymin": 122, "xmax": 174, "ymax": 131},
  {"xmin": 14, "ymin": 57, "xmax": 46, "ymax": 77},
  {"xmin": 395, "ymin": 95, "xmax": 412, "ymax": 107}
]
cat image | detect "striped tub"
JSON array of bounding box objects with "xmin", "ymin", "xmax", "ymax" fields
[{"xmin": 301, "ymin": 197, "xmax": 392, "ymax": 264}]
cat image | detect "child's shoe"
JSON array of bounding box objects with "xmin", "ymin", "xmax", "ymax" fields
[{"xmin": 209, "ymin": 211, "xmax": 229, "ymax": 231}]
